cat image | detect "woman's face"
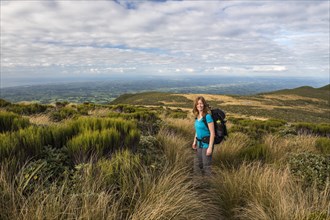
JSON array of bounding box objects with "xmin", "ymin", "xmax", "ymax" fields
[{"xmin": 196, "ymin": 99, "xmax": 204, "ymax": 112}]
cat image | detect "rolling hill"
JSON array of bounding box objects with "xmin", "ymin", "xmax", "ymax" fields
[
  {"xmin": 110, "ymin": 85, "xmax": 330, "ymax": 123},
  {"xmin": 261, "ymin": 84, "xmax": 330, "ymax": 101}
]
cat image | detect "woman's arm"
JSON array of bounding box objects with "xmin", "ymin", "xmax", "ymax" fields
[
  {"xmin": 206, "ymin": 122, "xmax": 215, "ymax": 156},
  {"xmin": 192, "ymin": 133, "xmax": 197, "ymax": 149}
]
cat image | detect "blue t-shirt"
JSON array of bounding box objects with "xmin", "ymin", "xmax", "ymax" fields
[{"xmin": 195, "ymin": 114, "xmax": 213, "ymax": 148}]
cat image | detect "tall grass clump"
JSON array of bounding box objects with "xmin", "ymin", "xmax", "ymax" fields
[
  {"xmin": 97, "ymin": 150, "xmax": 141, "ymax": 193},
  {"xmin": 210, "ymin": 163, "xmax": 330, "ymax": 220},
  {"xmin": 162, "ymin": 117, "xmax": 194, "ymax": 139},
  {"xmin": 66, "ymin": 128, "xmax": 121, "ymax": 163},
  {"xmin": 6, "ymin": 103, "xmax": 48, "ymax": 115},
  {"xmin": 0, "ymin": 117, "xmax": 140, "ymax": 165},
  {"xmin": 262, "ymin": 134, "xmax": 319, "ymax": 164},
  {"xmin": 0, "ymin": 126, "xmax": 46, "ymax": 163},
  {"xmin": 1, "ymin": 152, "xmax": 218, "ymax": 219},
  {"xmin": 129, "ymin": 164, "xmax": 219, "ymax": 220},
  {"xmin": 156, "ymin": 125, "xmax": 192, "ymax": 167},
  {"xmin": 0, "ymin": 160, "xmax": 124, "ymax": 220},
  {"xmin": 0, "ymin": 111, "xmax": 30, "ymax": 132},
  {"xmin": 315, "ymin": 137, "xmax": 330, "ymax": 154},
  {"xmin": 213, "ymin": 132, "xmax": 250, "ymax": 167},
  {"xmin": 70, "ymin": 117, "xmax": 138, "ymax": 135}
]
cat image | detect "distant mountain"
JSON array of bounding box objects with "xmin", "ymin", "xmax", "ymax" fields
[{"xmin": 261, "ymin": 84, "xmax": 330, "ymax": 101}]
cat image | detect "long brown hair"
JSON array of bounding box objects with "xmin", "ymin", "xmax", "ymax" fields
[{"xmin": 193, "ymin": 96, "xmax": 209, "ymax": 117}]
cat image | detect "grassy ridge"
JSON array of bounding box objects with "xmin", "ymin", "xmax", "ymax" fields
[
  {"xmin": 262, "ymin": 84, "xmax": 330, "ymax": 101},
  {"xmin": 110, "ymin": 92, "xmax": 193, "ymax": 108},
  {"xmin": 108, "ymin": 85, "xmax": 329, "ymax": 123}
]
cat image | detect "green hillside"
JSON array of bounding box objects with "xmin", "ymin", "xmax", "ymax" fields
[
  {"xmin": 110, "ymin": 91, "xmax": 193, "ymax": 108},
  {"xmin": 109, "ymin": 86, "xmax": 330, "ymax": 123},
  {"xmin": 262, "ymin": 84, "xmax": 330, "ymax": 101},
  {"xmin": 318, "ymin": 84, "xmax": 330, "ymax": 90}
]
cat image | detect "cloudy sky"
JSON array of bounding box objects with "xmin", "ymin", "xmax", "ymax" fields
[{"xmin": 1, "ymin": 0, "xmax": 329, "ymax": 81}]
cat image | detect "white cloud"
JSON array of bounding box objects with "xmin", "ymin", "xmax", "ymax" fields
[
  {"xmin": 1, "ymin": 0, "xmax": 329, "ymax": 79},
  {"xmin": 252, "ymin": 65, "xmax": 287, "ymax": 72}
]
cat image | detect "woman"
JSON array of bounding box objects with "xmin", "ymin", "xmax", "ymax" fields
[{"xmin": 192, "ymin": 96, "xmax": 215, "ymax": 176}]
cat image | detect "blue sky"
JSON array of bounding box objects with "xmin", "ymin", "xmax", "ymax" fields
[{"xmin": 1, "ymin": 0, "xmax": 329, "ymax": 81}]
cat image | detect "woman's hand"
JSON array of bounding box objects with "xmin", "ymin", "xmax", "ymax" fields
[
  {"xmin": 192, "ymin": 142, "xmax": 197, "ymax": 150},
  {"xmin": 206, "ymin": 147, "xmax": 212, "ymax": 156}
]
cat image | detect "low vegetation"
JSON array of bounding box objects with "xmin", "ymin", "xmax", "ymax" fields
[{"xmin": 0, "ymin": 89, "xmax": 329, "ymax": 220}]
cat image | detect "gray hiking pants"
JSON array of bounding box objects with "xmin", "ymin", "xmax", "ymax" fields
[{"xmin": 194, "ymin": 147, "xmax": 212, "ymax": 176}]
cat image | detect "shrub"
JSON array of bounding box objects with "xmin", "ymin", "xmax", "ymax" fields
[
  {"xmin": 76, "ymin": 102, "xmax": 96, "ymax": 115},
  {"xmin": 163, "ymin": 108, "xmax": 187, "ymax": 119},
  {"xmin": 108, "ymin": 109, "xmax": 161, "ymax": 135},
  {"xmin": 288, "ymin": 153, "xmax": 330, "ymax": 190},
  {"xmin": 294, "ymin": 123, "xmax": 330, "ymax": 137},
  {"xmin": 138, "ymin": 135, "xmax": 165, "ymax": 170},
  {"xmin": 50, "ymin": 107, "xmax": 78, "ymax": 122},
  {"xmin": 55, "ymin": 101, "xmax": 69, "ymax": 108},
  {"xmin": 17, "ymin": 146, "xmax": 71, "ymax": 195},
  {"xmin": 315, "ymin": 138, "xmax": 330, "ymax": 154},
  {"xmin": 230, "ymin": 118, "xmax": 287, "ymax": 139},
  {"xmin": 0, "ymin": 99, "xmax": 11, "ymax": 107}
]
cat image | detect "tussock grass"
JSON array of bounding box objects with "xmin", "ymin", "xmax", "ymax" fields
[
  {"xmin": 130, "ymin": 164, "xmax": 218, "ymax": 220},
  {"xmin": 0, "ymin": 152, "xmax": 217, "ymax": 220},
  {"xmin": 156, "ymin": 119, "xmax": 193, "ymax": 167},
  {"xmin": 263, "ymin": 134, "xmax": 318, "ymax": 163},
  {"xmin": 213, "ymin": 132, "xmax": 250, "ymax": 167},
  {"xmin": 210, "ymin": 163, "xmax": 330, "ymax": 220},
  {"xmin": 161, "ymin": 117, "xmax": 194, "ymax": 138}
]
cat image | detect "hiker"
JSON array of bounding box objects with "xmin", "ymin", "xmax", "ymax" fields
[{"xmin": 192, "ymin": 96, "xmax": 215, "ymax": 176}]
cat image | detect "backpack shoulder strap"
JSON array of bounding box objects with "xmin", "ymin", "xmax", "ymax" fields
[{"xmin": 202, "ymin": 116, "xmax": 209, "ymax": 130}]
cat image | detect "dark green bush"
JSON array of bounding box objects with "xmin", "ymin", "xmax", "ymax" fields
[
  {"xmin": 137, "ymin": 135, "xmax": 165, "ymax": 170},
  {"xmin": 17, "ymin": 146, "xmax": 71, "ymax": 195},
  {"xmin": 0, "ymin": 99, "xmax": 11, "ymax": 107},
  {"xmin": 55, "ymin": 101, "xmax": 69, "ymax": 108},
  {"xmin": 288, "ymin": 153, "xmax": 330, "ymax": 190},
  {"xmin": 50, "ymin": 107, "xmax": 78, "ymax": 122}
]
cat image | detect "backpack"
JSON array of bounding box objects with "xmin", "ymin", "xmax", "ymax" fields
[{"xmin": 202, "ymin": 108, "xmax": 228, "ymax": 144}]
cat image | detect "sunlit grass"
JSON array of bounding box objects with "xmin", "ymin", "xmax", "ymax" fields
[{"xmin": 210, "ymin": 163, "xmax": 330, "ymax": 220}]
